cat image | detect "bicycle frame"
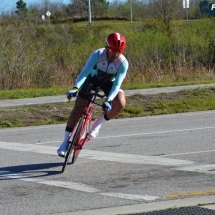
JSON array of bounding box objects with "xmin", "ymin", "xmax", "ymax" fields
[
  {"xmin": 68, "ymin": 86, "xmax": 104, "ymax": 155},
  {"xmin": 74, "ymin": 103, "xmax": 92, "ymax": 147}
]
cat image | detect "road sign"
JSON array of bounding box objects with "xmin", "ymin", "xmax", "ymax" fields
[
  {"xmin": 42, "ymin": 15, "xmax": 45, "ymax": 20},
  {"xmin": 183, "ymin": 0, "xmax": 189, "ymax": 8},
  {"xmin": 46, "ymin": 11, "xmax": 51, "ymax": 17}
]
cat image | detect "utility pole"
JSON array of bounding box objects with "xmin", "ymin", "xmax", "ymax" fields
[
  {"xmin": 88, "ymin": 0, "xmax": 91, "ymax": 26},
  {"xmin": 130, "ymin": 0, "xmax": 132, "ymax": 23}
]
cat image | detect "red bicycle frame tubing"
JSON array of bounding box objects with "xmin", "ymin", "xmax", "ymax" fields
[
  {"xmin": 67, "ymin": 103, "xmax": 92, "ymax": 143},
  {"xmin": 75, "ymin": 103, "xmax": 93, "ymax": 146}
]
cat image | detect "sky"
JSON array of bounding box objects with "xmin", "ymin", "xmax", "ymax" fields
[
  {"xmin": 1, "ymin": 0, "xmax": 116, "ymax": 12},
  {"xmin": 1, "ymin": 0, "xmax": 68, "ymax": 11}
]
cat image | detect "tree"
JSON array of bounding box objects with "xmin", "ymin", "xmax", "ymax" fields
[
  {"xmin": 66, "ymin": 0, "xmax": 109, "ymax": 17},
  {"xmin": 15, "ymin": 0, "xmax": 28, "ymax": 17},
  {"xmin": 149, "ymin": 0, "xmax": 180, "ymax": 31},
  {"xmin": 66, "ymin": 0, "xmax": 88, "ymax": 17},
  {"xmin": 91, "ymin": 0, "xmax": 109, "ymax": 16}
]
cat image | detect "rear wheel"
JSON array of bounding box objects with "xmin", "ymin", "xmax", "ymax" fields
[{"xmin": 62, "ymin": 115, "xmax": 85, "ymax": 173}]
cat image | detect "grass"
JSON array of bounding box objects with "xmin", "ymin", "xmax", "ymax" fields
[
  {"xmin": 118, "ymin": 88, "xmax": 215, "ymax": 118},
  {"xmin": 2, "ymin": 19, "xmax": 215, "ymax": 90},
  {"xmin": 122, "ymin": 80, "xmax": 215, "ymax": 90},
  {"xmin": 0, "ymin": 87, "xmax": 71, "ymax": 100},
  {"xmin": 1, "ymin": 87, "xmax": 215, "ymax": 128},
  {"xmin": 73, "ymin": 20, "xmax": 140, "ymax": 26}
]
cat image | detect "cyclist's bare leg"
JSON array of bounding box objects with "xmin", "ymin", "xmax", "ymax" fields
[
  {"xmin": 106, "ymin": 91, "xmax": 126, "ymax": 119},
  {"xmin": 67, "ymin": 97, "xmax": 87, "ymax": 129},
  {"xmin": 57, "ymin": 97, "xmax": 87, "ymax": 156},
  {"xmin": 89, "ymin": 91, "xmax": 126, "ymax": 138}
]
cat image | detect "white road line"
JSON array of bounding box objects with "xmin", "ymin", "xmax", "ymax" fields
[
  {"xmin": 0, "ymin": 171, "xmax": 159, "ymax": 201},
  {"xmin": 0, "ymin": 141, "xmax": 56, "ymax": 155},
  {"xmin": 96, "ymin": 126, "xmax": 215, "ymax": 139},
  {"xmin": 0, "ymin": 141, "xmax": 194, "ymax": 166},
  {"xmin": 162, "ymin": 150, "xmax": 215, "ymax": 157},
  {"xmin": 1, "ymin": 141, "xmax": 215, "ymax": 176},
  {"xmin": 175, "ymin": 164, "xmax": 215, "ymax": 174},
  {"xmin": 99, "ymin": 192, "xmax": 159, "ymax": 201},
  {"xmin": 36, "ymin": 141, "xmax": 61, "ymax": 145}
]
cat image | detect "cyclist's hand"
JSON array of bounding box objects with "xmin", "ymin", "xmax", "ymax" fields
[
  {"xmin": 102, "ymin": 99, "xmax": 112, "ymax": 112},
  {"xmin": 67, "ymin": 88, "xmax": 78, "ymax": 101}
]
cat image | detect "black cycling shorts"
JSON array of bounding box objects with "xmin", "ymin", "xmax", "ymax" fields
[{"xmin": 78, "ymin": 74, "xmax": 122, "ymax": 100}]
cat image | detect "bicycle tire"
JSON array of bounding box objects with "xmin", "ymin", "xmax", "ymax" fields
[
  {"xmin": 71, "ymin": 114, "xmax": 85, "ymax": 164},
  {"xmin": 61, "ymin": 141, "xmax": 75, "ymax": 173},
  {"xmin": 72, "ymin": 148, "xmax": 81, "ymax": 164},
  {"xmin": 72, "ymin": 108, "xmax": 94, "ymax": 164},
  {"xmin": 62, "ymin": 115, "xmax": 85, "ymax": 172}
]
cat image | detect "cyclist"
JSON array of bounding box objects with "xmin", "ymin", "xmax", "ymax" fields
[{"xmin": 57, "ymin": 32, "xmax": 129, "ymax": 157}]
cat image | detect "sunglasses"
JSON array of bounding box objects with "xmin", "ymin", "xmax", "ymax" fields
[{"xmin": 107, "ymin": 46, "xmax": 123, "ymax": 54}]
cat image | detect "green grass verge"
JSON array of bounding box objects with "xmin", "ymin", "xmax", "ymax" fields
[
  {"xmin": 1, "ymin": 87, "xmax": 215, "ymax": 128},
  {"xmin": 122, "ymin": 80, "xmax": 214, "ymax": 90},
  {"xmin": 0, "ymin": 87, "xmax": 70, "ymax": 100},
  {"xmin": 118, "ymin": 88, "xmax": 215, "ymax": 118}
]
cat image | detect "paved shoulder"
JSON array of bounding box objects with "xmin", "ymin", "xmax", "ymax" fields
[
  {"xmin": 124, "ymin": 83, "xmax": 215, "ymax": 96},
  {"xmin": 1, "ymin": 83, "xmax": 215, "ymax": 109}
]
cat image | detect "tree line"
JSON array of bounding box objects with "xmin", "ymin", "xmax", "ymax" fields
[{"xmin": 1, "ymin": 0, "xmax": 203, "ymax": 23}]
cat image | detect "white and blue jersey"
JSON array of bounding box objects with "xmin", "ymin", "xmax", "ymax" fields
[{"xmin": 74, "ymin": 48, "xmax": 129, "ymax": 101}]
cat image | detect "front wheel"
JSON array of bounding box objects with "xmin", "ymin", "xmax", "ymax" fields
[
  {"xmin": 61, "ymin": 115, "xmax": 85, "ymax": 173},
  {"xmin": 71, "ymin": 115, "xmax": 85, "ymax": 164},
  {"xmin": 72, "ymin": 108, "xmax": 93, "ymax": 164},
  {"xmin": 62, "ymin": 142, "xmax": 75, "ymax": 173},
  {"xmin": 72, "ymin": 146, "xmax": 81, "ymax": 164}
]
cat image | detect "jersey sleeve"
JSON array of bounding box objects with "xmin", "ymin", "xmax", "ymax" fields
[
  {"xmin": 74, "ymin": 50, "xmax": 99, "ymax": 89},
  {"xmin": 107, "ymin": 59, "xmax": 129, "ymax": 101}
]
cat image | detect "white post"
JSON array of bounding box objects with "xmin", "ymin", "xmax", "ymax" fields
[
  {"xmin": 42, "ymin": 15, "xmax": 45, "ymax": 25},
  {"xmin": 88, "ymin": 0, "xmax": 91, "ymax": 26},
  {"xmin": 186, "ymin": 0, "xmax": 188, "ymax": 21}
]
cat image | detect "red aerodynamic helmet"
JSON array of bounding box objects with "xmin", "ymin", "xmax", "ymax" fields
[{"xmin": 106, "ymin": 33, "xmax": 126, "ymax": 51}]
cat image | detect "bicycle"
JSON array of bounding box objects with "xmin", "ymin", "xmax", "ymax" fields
[{"xmin": 61, "ymin": 84, "xmax": 106, "ymax": 173}]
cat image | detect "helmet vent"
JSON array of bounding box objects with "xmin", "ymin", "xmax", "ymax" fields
[
  {"xmin": 118, "ymin": 40, "xmax": 120, "ymax": 48},
  {"xmin": 113, "ymin": 40, "xmax": 117, "ymax": 47},
  {"xmin": 121, "ymin": 42, "xmax": 124, "ymax": 48}
]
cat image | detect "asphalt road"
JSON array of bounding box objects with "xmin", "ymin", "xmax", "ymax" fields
[{"xmin": 1, "ymin": 110, "xmax": 215, "ymax": 214}]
